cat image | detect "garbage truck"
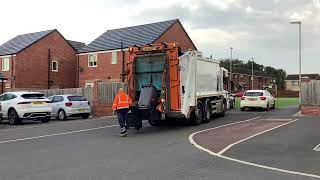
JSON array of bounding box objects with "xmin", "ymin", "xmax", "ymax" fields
[{"xmin": 127, "ymin": 42, "xmax": 228, "ymax": 126}]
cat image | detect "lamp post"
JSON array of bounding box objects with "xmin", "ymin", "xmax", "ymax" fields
[
  {"xmin": 229, "ymin": 47, "xmax": 233, "ymax": 92},
  {"xmin": 251, "ymin": 58, "xmax": 254, "ymax": 90},
  {"xmin": 290, "ymin": 21, "xmax": 302, "ymax": 103}
]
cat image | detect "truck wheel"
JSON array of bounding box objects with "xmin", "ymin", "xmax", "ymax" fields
[
  {"xmin": 192, "ymin": 101, "xmax": 204, "ymax": 125},
  {"xmin": 8, "ymin": 109, "xmax": 20, "ymax": 125},
  {"xmin": 203, "ymin": 99, "xmax": 212, "ymax": 123},
  {"xmin": 218, "ymin": 100, "xmax": 226, "ymax": 117}
]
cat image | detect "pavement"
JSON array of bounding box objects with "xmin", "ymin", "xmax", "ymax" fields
[{"xmin": 0, "ymin": 106, "xmax": 318, "ymax": 180}]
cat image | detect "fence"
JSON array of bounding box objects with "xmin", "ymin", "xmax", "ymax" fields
[
  {"xmin": 97, "ymin": 82, "xmax": 127, "ymax": 103},
  {"xmin": 7, "ymin": 87, "xmax": 93, "ymax": 103},
  {"xmin": 301, "ymin": 81, "xmax": 320, "ymax": 105}
]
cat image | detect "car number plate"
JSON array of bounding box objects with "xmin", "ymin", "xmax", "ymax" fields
[
  {"xmin": 77, "ymin": 109, "xmax": 85, "ymax": 112},
  {"xmin": 33, "ymin": 102, "xmax": 43, "ymax": 105},
  {"xmin": 248, "ymin": 98, "xmax": 257, "ymax": 101}
]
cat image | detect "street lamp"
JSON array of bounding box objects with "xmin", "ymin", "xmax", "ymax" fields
[
  {"xmin": 229, "ymin": 47, "xmax": 233, "ymax": 92},
  {"xmin": 251, "ymin": 58, "xmax": 254, "ymax": 90},
  {"xmin": 290, "ymin": 21, "xmax": 302, "ymax": 103}
]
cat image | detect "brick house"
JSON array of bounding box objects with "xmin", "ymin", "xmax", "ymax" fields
[
  {"xmin": 78, "ymin": 19, "xmax": 196, "ymax": 87},
  {"xmin": 0, "ymin": 29, "xmax": 81, "ymax": 89},
  {"xmin": 228, "ymin": 69, "xmax": 276, "ymax": 93},
  {"xmin": 285, "ymin": 74, "xmax": 320, "ymax": 92}
]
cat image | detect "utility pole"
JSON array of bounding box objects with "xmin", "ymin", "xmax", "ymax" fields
[
  {"xmin": 251, "ymin": 58, "xmax": 254, "ymax": 90},
  {"xmin": 290, "ymin": 21, "xmax": 302, "ymax": 104},
  {"xmin": 229, "ymin": 47, "xmax": 233, "ymax": 92}
]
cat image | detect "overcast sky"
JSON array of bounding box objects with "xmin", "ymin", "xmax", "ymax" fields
[{"xmin": 1, "ymin": 0, "xmax": 320, "ymax": 74}]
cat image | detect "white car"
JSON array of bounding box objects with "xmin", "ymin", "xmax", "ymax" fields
[
  {"xmin": 240, "ymin": 90, "xmax": 275, "ymax": 111},
  {"xmin": 48, "ymin": 95, "xmax": 91, "ymax": 120},
  {"xmin": 0, "ymin": 92, "xmax": 52, "ymax": 125}
]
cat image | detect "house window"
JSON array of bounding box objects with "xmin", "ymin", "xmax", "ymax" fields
[
  {"xmin": 291, "ymin": 81, "xmax": 299, "ymax": 86},
  {"xmin": 111, "ymin": 52, "xmax": 117, "ymax": 64},
  {"xmin": 88, "ymin": 54, "xmax": 97, "ymax": 67},
  {"xmin": 85, "ymin": 82, "xmax": 94, "ymax": 87},
  {"xmin": 52, "ymin": 60, "xmax": 58, "ymax": 72},
  {"xmin": 2, "ymin": 57, "xmax": 10, "ymax": 71}
]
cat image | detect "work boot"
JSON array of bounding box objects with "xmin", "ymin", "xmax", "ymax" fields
[{"xmin": 120, "ymin": 127, "xmax": 128, "ymax": 137}]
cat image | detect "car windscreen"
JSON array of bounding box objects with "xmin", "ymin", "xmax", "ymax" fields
[
  {"xmin": 67, "ymin": 96, "xmax": 86, "ymax": 101},
  {"xmin": 21, "ymin": 93, "xmax": 46, "ymax": 99},
  {"xmin": 244, "ymin": 92, "xmax": 264, "ymax": 96}
]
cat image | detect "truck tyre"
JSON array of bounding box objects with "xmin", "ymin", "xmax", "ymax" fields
[
  {"xmin": 192, "ymin": 101, "xmax": 204, "ymax": 125},
  {"xmin": 203, "ymin": 99, "xmax": 212, "ymax": 123},
  {"xmin": 218, "ymin": 100, "xmax": 226, "ymax": 117},
  {"xmin": 8, "ymin": 109, "xmax": 20, "ymax": 125}
]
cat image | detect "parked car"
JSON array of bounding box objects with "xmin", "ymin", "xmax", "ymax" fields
[
  {"xmin": 240, "ymin": 90, "xmax": 275, "ymax": 111},
  {"xmin": 222, "ymin": 91, "xmax": 235, "ymax": 109},
  {"xmin": 48, "ymin": 95, "xmax": 91, "ymax": 120},
  {"xmin": 0, "ymin": 92, "xmax": 51, "ymax": 125},
  {"xmin": 234, "ymin": 91, "xmax": 245, "ymax": 97}
]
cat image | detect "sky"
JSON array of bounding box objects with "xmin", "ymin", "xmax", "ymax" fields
[{"xmin": 0, "ymin": 0, "xmax": 319, "ymax": 74}]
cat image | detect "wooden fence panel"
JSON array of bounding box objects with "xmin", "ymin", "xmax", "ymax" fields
[
  {"xmin": 98, "ymin": 82, "xmax": 127, "ymax": 103},
  {"xmin": 301, "ymin": 81, "xmax": 320, "ymax": 105}
]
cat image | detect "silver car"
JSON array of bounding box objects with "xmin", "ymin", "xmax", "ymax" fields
[{"xmin": 48, "ymin": 95, "xmax": 91, "ymax": 120}]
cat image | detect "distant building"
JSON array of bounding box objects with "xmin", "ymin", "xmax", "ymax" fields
[
  {"xmin": 227, "ymin": 69, "xmax": 276, "ymax": 93},
  {"xmin": 0, "ymin": 29, "xmax": 82, "ymax": 89},
  {"xmin": 77, "ymin": 19, "xmax": 197, "ymax": 87},
  {"xmin": 285, "ymin": 73, "xmax": 320, "ymax": 92}
]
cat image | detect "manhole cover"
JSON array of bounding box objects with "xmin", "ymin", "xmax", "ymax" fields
[{"xmin": 313, "ymin": 144, "xmax": 320, "ymax": 152}]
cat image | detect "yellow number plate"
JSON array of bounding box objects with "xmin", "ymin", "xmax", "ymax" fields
[{"xmin": 32, "ymin": 102, "xmax": 43, "ymax": 104}]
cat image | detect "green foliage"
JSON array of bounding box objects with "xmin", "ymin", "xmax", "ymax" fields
[{"xmin": 219, "ymin": 59, "xmax": 286, "ymax": 90}]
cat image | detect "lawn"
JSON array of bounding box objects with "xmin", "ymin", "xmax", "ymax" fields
[{"xmin": 234, "ymin": 97, "xmax": 299, "ymax": 109}]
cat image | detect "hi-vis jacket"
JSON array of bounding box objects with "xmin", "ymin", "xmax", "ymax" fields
[{"xmin": 112, "ymin": 92, "xmax": 132, "ymax": 110}]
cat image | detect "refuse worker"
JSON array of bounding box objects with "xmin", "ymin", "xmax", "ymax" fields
[{"xmin": 112, "ymin": 88, "xmax": 132, "ymax": 137}]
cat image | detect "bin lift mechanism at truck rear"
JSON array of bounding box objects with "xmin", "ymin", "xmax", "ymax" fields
[{"xmin": 127, "ymin": 42, "xmax": 228, "ymax": 127}]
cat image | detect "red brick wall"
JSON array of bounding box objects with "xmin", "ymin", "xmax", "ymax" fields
[
  {"xmin": 155, "ymin": 22, "xmax": 196, "ymax": 51},
  {"xmin": 78, "ymin": 51, "xmax": 127, "ymax": 87},
  {"xmin": 301, "ymin": 105, "xmax": 320, "ymax": 116},
  {"xmin": 14, "ymin": 31, "xmax": 76, "ymax": 89}
]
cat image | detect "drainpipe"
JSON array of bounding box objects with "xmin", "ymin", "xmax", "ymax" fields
[
  {"xmin": 76, "ymin": 54, "xmax": 79, "ymax": 88},
  {"xmin": 121, "ymin": 42, "xmax": 125, "ymax": 82},
  {"xmin": 10, "ymin": 55, "xmax": 14, "ymax": 89},
  {"xmin": 48, "ymin": 49, "xmax": 51, "ymax": 89}
]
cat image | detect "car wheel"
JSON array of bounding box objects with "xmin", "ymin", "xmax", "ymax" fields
[
  {"xmin": 272, "ymin": 101, "xmax": 276, "ymax": 109},
  {"xmin": 8, "ymin": 109, "xmax": 20, "ymax": 125},
  {"xmin": 41, "ymin": 117, "xmax": 51, "ymax": 123},
  {"xmin": 82, "ymin": 114, "xmax": 90, "ymax": 119},
  {"xmin": 265, "ymin": 103, "xmax": 270, "ymax": 111},
  {"xmin": 58, "ymin": 110, "xmax": 67, "ymax": 120}
]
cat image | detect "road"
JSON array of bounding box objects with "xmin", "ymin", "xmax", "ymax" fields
[{"xmin": 0, "ymin": 106, "xmax": 318, "ymax": 180}]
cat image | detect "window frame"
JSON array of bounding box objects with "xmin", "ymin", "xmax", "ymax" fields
[
  {"xmin": 85, "ymin": 82, "xmax": 94, "ymax": 87},
  {"xmin": 2, "ymin": 57, "xmax": 10, "ymax": 71},
  {"xmin": 88, "ymin": 54, "xmax": 97, "ymax": 67},
  {"xmin": 52, "ymin": 60, "xmax": 58, "ymax": 72},
  {"xmin": 111, "ymin": 51, "xmax": 117, "ymax": 64}
]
